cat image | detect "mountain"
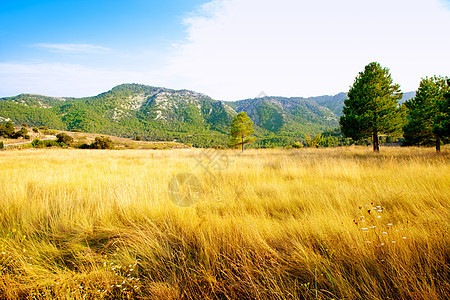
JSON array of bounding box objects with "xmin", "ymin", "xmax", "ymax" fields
[
  {"xmin": 308, "ymin": 92, "xmax": 348, "ymax": 117},
  {"xmin": 0, "ymin": 84, "xmax": 238, "ymax": 147},
  {"xmin": 0, "ymin": 84, "xmax": 416, "ymax": 147},
  {"xmin": 305, "ymin": 91, "xmax": 414, "ymax": 117},
  {"xmin": 226, "ymin": 96, "xmax": 338, "ymax": 134},
  {"xmin": 398, "ymin": 91, "xmax": 416, "ymax": 104}
]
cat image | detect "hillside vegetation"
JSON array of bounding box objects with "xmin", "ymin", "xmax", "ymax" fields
[
  {"xmin": 0, "ymin": 84, "xmax": 418, "ymax": 148},
  {"xmin": 0, "ymin": 147, "xmax": 448, "ymax": 299},
  {"xmin": 0, "ymin": 84, "xmax": 352, "ymax": 147}
]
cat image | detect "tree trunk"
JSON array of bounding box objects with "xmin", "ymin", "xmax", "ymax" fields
[
  {"xmin": 241, "ymin": 135, "xmax": 244, "ymax": 152},
  {"xmin": 436, "ymin": 137, "xmax": 441, "ymax": 152},
  {"xmin": 373, "ymin": 131, "xmax": 379, "ymax": 152}
]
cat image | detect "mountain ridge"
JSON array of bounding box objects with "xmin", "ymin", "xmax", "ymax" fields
[{"xmin": 0, "ymin": 83, "xmax": 415, "ymax": 147}]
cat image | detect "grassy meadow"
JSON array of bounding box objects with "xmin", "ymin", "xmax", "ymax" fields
[{"xmin": 0, "ymin": 147, "xmax": 449, "ymax": 299}]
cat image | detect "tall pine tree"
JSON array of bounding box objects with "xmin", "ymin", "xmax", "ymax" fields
[
  {"xmin": 404, "ymin": 76, "xmax": 449, "ymax": 152},
  {"xmin": 340, "ymin": 62, "xmax": 403, "ymax": 152}
]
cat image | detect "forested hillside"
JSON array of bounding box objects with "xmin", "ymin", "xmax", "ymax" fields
[{"xmin": 0, "ymin": 83, "xmax": 416, "ymax": 147}]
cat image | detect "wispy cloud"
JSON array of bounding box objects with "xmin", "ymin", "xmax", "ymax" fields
[{"xmin": 33, "ymin": 43, "xmax": 111, "ymax": 54}]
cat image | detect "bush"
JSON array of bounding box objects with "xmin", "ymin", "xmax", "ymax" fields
[
  {"xmin": 31, "ymin": 139, "xmax": 58, "ymax": 148},
  {"xmin": 78, "ymin": 143, "xmax": 91, "ymax": 149},
  {"xmin": 0, "ymin": 141, "xmax": 3, "ymax": 149},
  {"xmin": 32, "ymin": 127, "xmax": 39, "ymax": 133},
  {"xmin": 41, "ymin": 129, "xmax": 57, "ymax": 135},
  {"xmin": 44, "ymin": 140, "xmax": 59, "ymax": 147},
  {"xmin": 212, "ymin": 145, "xmax": 225, "ymax": 149},
  {"xmin": 24, "ymin": 134, "xmax": 30, "ymax": 140},
  {"xmin": 56, "ymin": 133, "xmax": 74, "ymax": 146},
  {"xmin": 135, "ymin": 135, "xmax": 142, "ymax": 141},
  {"xmin": 91, "ymin": 136, "xmax": 114, "ymax": 149},
  {"xmin": 15, "ymin": 126, "xmax": 28, "ymax": 138},
  {"xmin": 31, "ymin": 139, "xmax": 43, "ymax": 148},
  {"xmin": 292, "ymin": 142, "xmax": 303, "ymax": 149}
]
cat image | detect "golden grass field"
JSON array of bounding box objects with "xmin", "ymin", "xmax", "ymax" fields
[{"xmin": 0, "ymin": 147, "xmax": 449, "ymax": 299}]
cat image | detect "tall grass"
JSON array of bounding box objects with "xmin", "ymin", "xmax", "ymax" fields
[{"xmin": 0, "ymin": 147, "xmax": 448, "ymax": 299}]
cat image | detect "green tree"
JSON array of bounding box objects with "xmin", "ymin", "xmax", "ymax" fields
[
  {"xmin": 15, "ymin": 126, "xmax": 28, "ymax": 138},
  {"xmin": 340, "ymin": 62, "xmax": 403, "ymax": 152},
  {"xmin": 433, "ymin": 79, "xmax": 450, "ymax": 149},
  {"xmin": 305, "ymin": 133, "xmax": 323, "ymax": 148},
  {"xmin": 56, "ymin": 133, "xmax": 74, "ymax": 146},
  {"xmin": 3, "ymin": 121, "xmax": 15, "ymax": 138},
  {"xmin": 229, "ymin": 112, "xmax": 255, "ymax": 151},
  {"xmin": 403, "ymin": 76, "xmax": 449, "ymax": 152}
]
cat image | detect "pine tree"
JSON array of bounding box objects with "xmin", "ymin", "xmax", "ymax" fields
[
  {"xmin": 340, "ymin": 62, "xmax": 403, "ymax": 152},
  {"xmin": 229, "ymin": 112, "xmax": 255, "ymax": 151},
  {"xmin": 434, "ymin": 79, "xmax": 450, "ymax": 145},
  {"xmin": 404, "ymin": 76, "xmax": 449, "ymax": 152}
]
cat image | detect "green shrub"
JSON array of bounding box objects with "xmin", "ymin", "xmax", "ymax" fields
[
  {"xmin": 31, "ymin": 139, "xmax": 43, "ymax": 148},
  {"xmin": 0, "ymin": 141, "xmax": 3, "ymax": 149},
  {"xmin": 44, "ymin": 140, "xmax": 59, "ymax": 147},
  {"xmin": 56, "ymin": 133, "xmax": 74, "ymax": 146},
  {"xmin": 78, "ymin": 143, "xmax": 91, "ymax": 149},
  {"xmin": 32, "ymin": 127, "xmax": 39, "ymax": 133},
  {"xmin": 15, "ymin": 126, "xmax": 28, "ymax": 138},
  {"xmin": 42, "ymin": 129, "xmax": 57, "ymax": 135},
  {"xmin": 292, "ymin": 142, "xmax": 303, "ymax": 149},
  {"xmin": 91, "ymin": 136, "xmax": 114, "ymax": 149}
]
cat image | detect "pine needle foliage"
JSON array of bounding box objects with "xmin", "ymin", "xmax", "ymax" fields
[
  {"xmin": 404, "ymin": 76, "xmax": 450, "ymax": 152},
  {"xmin": 340, "ymin": 62, "xmax": 403, "ymax": 152},
  {"xmin": 229, "ymin": 112, "xmax": 255, "ymax": 151}
]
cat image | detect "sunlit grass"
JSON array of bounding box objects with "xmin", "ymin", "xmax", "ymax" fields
[{"xmin": 0, "ymin": 147, "xmax": 449, "ymax": 299}]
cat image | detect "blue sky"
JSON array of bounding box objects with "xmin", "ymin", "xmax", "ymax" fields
[
  {"xmin": 0, "ymin": 1, "xmax": 204, "ymax": 56},
  {"xmin": 1, "ymin": 0, "xmax": 450, "ymax": 100}
]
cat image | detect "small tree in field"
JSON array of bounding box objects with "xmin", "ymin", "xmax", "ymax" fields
[
  {"xmin": 340, "ymin": 62, "xmax": 403, "ymax": 152},
  {"xmin": 229, "ymin": 112, "xmax": 255, "ymax": 151}
]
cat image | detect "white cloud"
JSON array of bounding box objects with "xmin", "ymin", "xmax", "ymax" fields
[
  {"xmin": 33, "ymin": 43, "xmax": 111, "ymax": 54},
  {"xmin": 167, "ymin": 0, "xmax": 450, "ymax": 100},
  {"xmin": 2, "ymin": 1, "xmax": 449, "ymax": 99}
]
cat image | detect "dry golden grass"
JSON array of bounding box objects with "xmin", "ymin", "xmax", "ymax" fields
[{"xmin": 0, "ymin": 147, "xmax": 449, "ymax": 299}]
